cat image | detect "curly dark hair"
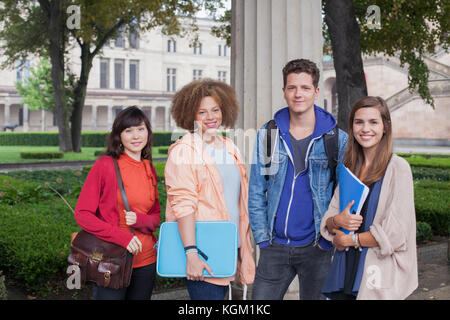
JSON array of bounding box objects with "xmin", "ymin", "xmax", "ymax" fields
[
  {"xmin": 171, "ymin": 78, "xmax": 239, "ymax": 132},
  {"xmin": 105, "ymin": 106, "xmax": 153, "ymax": 162},
  {"xmin": 282, "ymin": 59, "xmax": 320, "ymax": 88}
]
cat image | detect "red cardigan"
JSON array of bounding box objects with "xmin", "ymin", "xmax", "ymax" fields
[{"xmin": 74, "ymin": 156, "xmax": 161, "ymax": 248}]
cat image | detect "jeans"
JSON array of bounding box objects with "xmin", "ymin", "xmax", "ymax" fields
[
  {"xmin": 252, "ymin": 242, "xmax": 332, "ymax": 300},
  {"xmin": 185, "ymin": 279, "xmax": 229, "ymax": 300},
  {"xmin": 93, "ymin": 263, "xmax": 156, "ymax": 300}
]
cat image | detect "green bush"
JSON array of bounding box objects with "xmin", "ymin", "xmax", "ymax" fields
[
  {"xmin": 416, "ymin": 221, "xmax": 433, "ymax": 242},
  {"xmin": 0, "ymin": 271, "xmax": 6, "ymax": 300},
  {"xmin": 411, "ymin": 166, "xmax": 449, "ymax": 181},
  {"xmin": 0, "ymin": 175, "xmax": 56, "ymax": 205},
  {"xmin": 0, "ymin": 131, "xmax": 174, "ymax": 147},
  {"xmin": 158, "ymin": 146, "xmax": 169, "ymax": 155},
  {"xmin": 0, "ymin": 171, "xmax": 172, "ymax": 295},
  {"xmin": 401, "ymin": 154, "xmax": 450, "ymax": 169},
  {"xmin": 0, "ymin": 132, "xmax": 59, "ymax": 146},
  {"xmin": 20, "ymin": 151, "xmax": 63, "ymax": 159},
  {"xmin": 414, "ymin": 179, "xmax": 450, "ymax": 236},
  {"xmin": 0, "ymin": 196, "xmax": 79, "ymax": 294}
]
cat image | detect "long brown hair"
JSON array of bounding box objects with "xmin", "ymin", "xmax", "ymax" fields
[
  {"xmin": 106, "ymin": 106, "xmax": 153, "ymax": 162},
  {"xmin": 344, "ymin": 96, "xmax": 392, "ymax": 185}
]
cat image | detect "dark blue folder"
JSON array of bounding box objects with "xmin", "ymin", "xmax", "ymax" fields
[
  {"xmin": 156, "ymin": 221, "xmax": 237, "ymax": 278},
  {"xmin": 338, "ymin": 162, "xmax": 369, "ymax": 234}
]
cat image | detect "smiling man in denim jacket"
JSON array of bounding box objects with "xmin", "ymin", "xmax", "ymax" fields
[{"xmin": 249, "ymin": 59, "xmax": 348, "ymax": 300}]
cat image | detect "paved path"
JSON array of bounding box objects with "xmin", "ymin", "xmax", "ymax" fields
[{"xmin": 151, "ymin": 239, "xmax": 450, "ymax": 300}]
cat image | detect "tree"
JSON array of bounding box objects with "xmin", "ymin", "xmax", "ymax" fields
[
  {"xmin": 324, "ymin": 0, "xmax": 449, "ymax": 131},
  {"xmin": 0, "ymin": 0, "xmax": 225, "ymax": 152},
  {"xmin": 15, "ymin": 57, "xmax": 75, "ymax": 114},
  {"xmin": 15, "ymin": 57, "xmax": 75, "ymax": 131},
  {"xmin": 324, "ymin": 0, "xmax": 368, "ymax": 132},
  {"xmin": 215, "ymin": 1, "xmax": 449, "ymax": 131}
]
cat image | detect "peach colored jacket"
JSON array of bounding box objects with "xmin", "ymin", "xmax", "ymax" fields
[{"xmin": 164, "ymin": 133, "xmax": 255, "ymax": 287}]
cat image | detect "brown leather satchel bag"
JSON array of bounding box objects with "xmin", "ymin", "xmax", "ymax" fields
[{"xmin": 68, "ymin": 159, "xmax": 134, "ymax": 289}]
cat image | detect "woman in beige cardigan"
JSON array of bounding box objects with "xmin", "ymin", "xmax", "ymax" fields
[{"xmin": 320, "ymin": 96, "xmax": 418, "ymax": 300}]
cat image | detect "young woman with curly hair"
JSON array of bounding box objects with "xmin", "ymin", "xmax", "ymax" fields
[{"xmin": 164, "ymin": 79, "xmax": 255, "ymax": 300}]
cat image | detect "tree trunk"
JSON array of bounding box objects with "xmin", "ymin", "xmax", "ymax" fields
[
  {"xmin": 324, "ymin": 0, "xmax": 367, "ymax": 132},
  {"xmin": 47, "ymin": 0, "xmax": 73, "ymax": 151},
  {"xmin": 70, "ymin": 43, "xmax": 93, "ymax": 152}
]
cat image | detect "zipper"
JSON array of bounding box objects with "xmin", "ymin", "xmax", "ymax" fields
[{"xmin": 280, "ymin": 134, "xmax": 322, "ymax": 244}]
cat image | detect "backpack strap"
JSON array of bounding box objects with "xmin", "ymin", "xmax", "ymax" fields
[
  {"xmin": 264, "ymin": 120, "xmax": 339, "ymax": 191},
  {"xmin": 264, "ymin": 120, "xmax": 277, "ymax": 181},
  {"xmin": 323, "ymin": 127, "xmax": 339, "ymax": 193}
]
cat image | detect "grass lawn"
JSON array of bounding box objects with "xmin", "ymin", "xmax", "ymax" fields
[{"xmin": 0, "ymin": 146, "xmax": 168, "ymax": 163}]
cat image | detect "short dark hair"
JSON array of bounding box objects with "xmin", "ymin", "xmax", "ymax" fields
[
  {"xmin": 171, "ymin": 78, "xmax": 239, "ymax": 132},
  {"xmin": 282, "ymin": 59, "xmax": 320, "ymax": 88},
  {"xmin": 106, "ymin": 106, "xmax": 153, "ymax": 162}
]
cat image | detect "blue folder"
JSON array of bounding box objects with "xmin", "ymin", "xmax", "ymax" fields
[
  {"xmin": 156, "ymin": 221, "xmax": 237, "ymax": 278},
  {"xmin": 338, "ymin": 162, "xmax": 370, "ymax": 235}
]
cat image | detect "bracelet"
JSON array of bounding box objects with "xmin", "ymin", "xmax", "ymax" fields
[
  {"xmin": 185, "ymin": 247, "xmax": 198, "ymax": 254},
  {"xmin": 184, "ymin": 245, "xmax": 209, "ymax": 261},
  {"xmin": 352, "ymin": 233, "xmax": 362, "ymax": 251}
]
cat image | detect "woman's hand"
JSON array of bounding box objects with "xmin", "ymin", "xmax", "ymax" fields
[
  {"xmin": 126, "ymin": 236, "xmax": 142, "ymax": 255},
  {"xmin": 186, "ymin": 252, "xmax": 213, "ymax": 281},
  {"xmin": 124, "ymin": 210, "xmax": 137, "ymax": 226},
  {"xmin": 333, "ymin": 229, "xmax": 353, "ymax": 251},
  {"xmin": 333, "ymin": 200, "xmax": 363, "ymax": 232}
]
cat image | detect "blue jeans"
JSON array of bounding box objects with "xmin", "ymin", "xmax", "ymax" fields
[
  {"xmin": 93, "ymin": 263, "xmax": 156, "ymax": 300},
  {"xmin": 185, "ymin": 279, "xmax": 229, "ymax": 300},
  {"xmin": 252, "ymin": 242, "xmax": 332, "ymax": 300}
]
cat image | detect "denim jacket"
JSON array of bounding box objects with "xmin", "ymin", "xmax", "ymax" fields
[{"xmin": 248, "ymin": 106, "xmax": 348, "ymax": 250}]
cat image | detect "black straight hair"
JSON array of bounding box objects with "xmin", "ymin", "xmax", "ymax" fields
[{"xmin": 105, "ymin": 106, "xmax": 153, "ymax": 162}]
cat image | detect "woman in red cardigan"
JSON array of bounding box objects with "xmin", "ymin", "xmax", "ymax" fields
[{"xmin": 74, "ymin": 106, "xmax": 161, "ymax": 300}]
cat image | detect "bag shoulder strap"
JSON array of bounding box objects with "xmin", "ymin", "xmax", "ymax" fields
[
  {"xmin": 264, "ymin": 119, "xmax": 278, "ymax": 181},
  {"xmin": 323, "ymin": 127, "xmax": 339, "ymax": 192},
  {"xmin": 113, "ymin": 158, "xmax": 134, "ymax": 234}
]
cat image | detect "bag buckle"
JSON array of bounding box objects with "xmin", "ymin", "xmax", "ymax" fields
[{"xmin": 92, "ymin": 251, "xmax": 103, "ymax": 263}]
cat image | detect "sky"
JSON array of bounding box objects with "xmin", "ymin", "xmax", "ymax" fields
[{"xmin": 196, "ymin": 0, "xmax": 231, "ymax": 19}]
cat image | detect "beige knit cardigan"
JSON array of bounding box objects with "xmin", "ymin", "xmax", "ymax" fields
[{"xmin": 320, "ymin": 154, "xmax": 418, "ymax": 300}]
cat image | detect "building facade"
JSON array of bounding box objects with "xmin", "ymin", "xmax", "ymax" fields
[
  {"xmin": 322, "ymin": 51, "xmax": 450, "ymax": 147},
  {"xmin": 1, "ymin": 16, "xmax": 448, "ymax": 147},
  {"xmin": 0, "ymin": 18, "xmax": 230, "ymax": 133}
]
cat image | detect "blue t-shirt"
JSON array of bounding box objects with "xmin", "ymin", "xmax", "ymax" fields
[{"xmin": 204, "ymin": 141, "xmax": 241, "ymax": 247}]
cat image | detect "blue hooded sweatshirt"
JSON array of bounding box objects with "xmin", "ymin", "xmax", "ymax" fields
[{"xmin": 273, "ymin": 105, "xmax": 337, "ymax": 246}]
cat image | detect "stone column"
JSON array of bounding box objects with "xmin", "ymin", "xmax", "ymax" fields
[
  {"xmin": 231, "ymin": 0, "xmax": 323, "ymax": 300},
  {"xmin": 150, "ymin": 106, "xmax": 156, "ymax": 130},
  {"xmin": 23, "ymin": 104, "xmax": 29, "ymax": 132},
  {"xmin": 4, "ymin": 102, "xmax": 11, "ymax": 126},
  {"xmin": 41, "ymin": 108, "xmax": 46, "ymax": 132},
  {"xmin": 107, "ymin": 106, "xmax": 113, "ymax": 130},
  {"xmin": 164, "ymin": 107, "xmax": 170, "ymax": 131},
  {"xmin": 92, "ymin": 105, "xmax": 98, "ymax": 130},
  {"xmin": 232, "ymin": 0, "xmax": 323, "ymax": 158}
]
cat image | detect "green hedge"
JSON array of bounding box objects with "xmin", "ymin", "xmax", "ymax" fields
[
  {"xmin": 20, "ymin": 151, "xmax": 64, "ymax": 159},
  {"xmin": 0, "ymin": 172, "xmax": 169, "ymax": 295},
  {"xmin": 414, "ymin": 179, "xmax": 450, "ymax": 236},
  {"xmin": 401, "ymin": 154, "xmax": 450, "ymax": 169},
  {"xmin": 0, "ymin": 131, "xmax": 175, "ymax": 147}
]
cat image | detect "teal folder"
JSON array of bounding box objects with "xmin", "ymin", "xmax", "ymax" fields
[
  {"xmin": 156, "ymin": 221, "xmax": 237, "ymax": 278},
  {"xmin": 338, "ymin": 162, "xmax": 370, "ymax": 235}
]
